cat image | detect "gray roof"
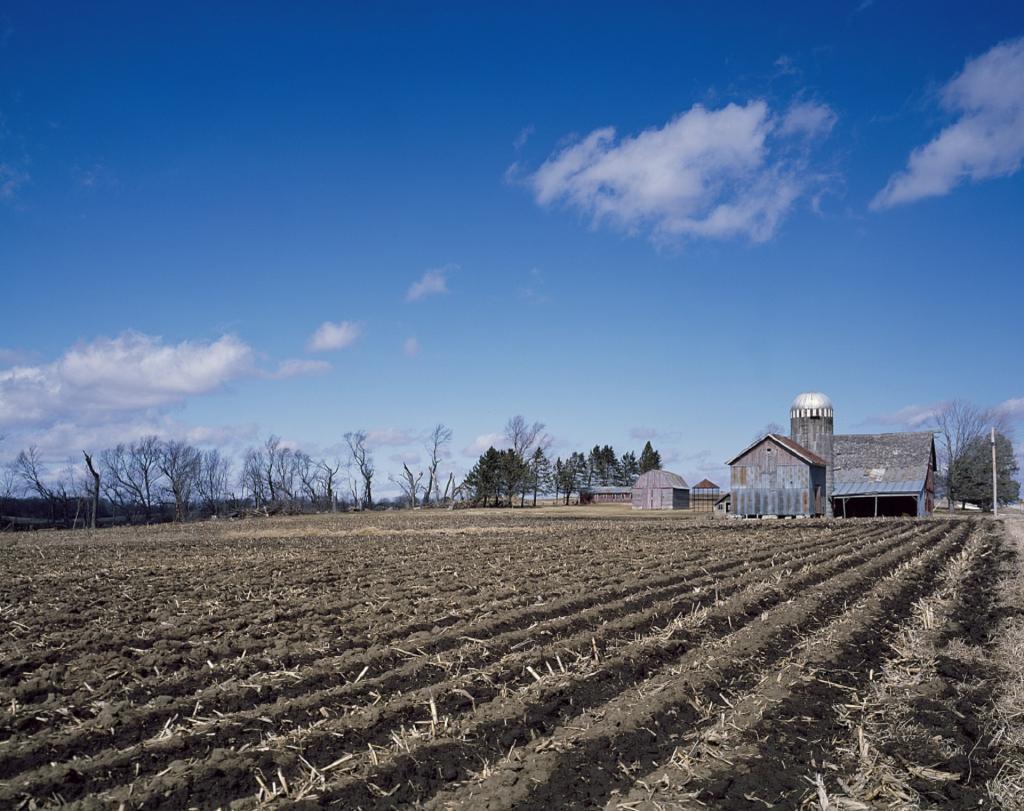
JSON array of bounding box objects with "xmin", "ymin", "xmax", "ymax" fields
[
  {"xmin": 833, "ymin": 432, "xmax": 935, "ymax": 496},
  {"xmin": 633, "ymin": 469, "xmax": 689, "ymax": 490}
]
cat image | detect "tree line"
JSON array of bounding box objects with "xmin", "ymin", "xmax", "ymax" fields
[
  {"xmin": 461, "ymin": 416, "xmax": 663, "ymax": 507},
  {"xmin": 0, "ymin": 423, "xmax": 457, "ymax": 530}
]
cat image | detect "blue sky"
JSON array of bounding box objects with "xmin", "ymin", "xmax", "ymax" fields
[{"xmin": 2, "ymin": 2, "xmax": 1022, "ymax": 491}]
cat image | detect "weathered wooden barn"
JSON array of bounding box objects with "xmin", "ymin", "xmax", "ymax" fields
[
  {"xmin": 726, "ymin": 434, "xmax": 827, "ymax": 517},
  {"xmin": 579, "ymin": 486, "xmax": 632, "ymax": 504},
  {"xmin": 832, "ymin": 433, "xmax": 936, "ymax": 517},
  {"xmin": 727, "ymin": 392, "xmax": 938, "ymax": 519},
  {"xmin": 631, "ymin": 470, "xmax": 690, "ymax": 510}
]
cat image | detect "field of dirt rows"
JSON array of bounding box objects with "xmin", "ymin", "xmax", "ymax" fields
[{"xmin": 0, "ymin": 510, "xmax": 1018, "ymax": 810}]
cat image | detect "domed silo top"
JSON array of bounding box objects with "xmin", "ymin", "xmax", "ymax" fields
[{"xmin": 790, "ymin": 391, "xmax": 833, "ymax": 418}]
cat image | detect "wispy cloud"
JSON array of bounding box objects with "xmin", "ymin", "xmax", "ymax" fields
[
  {"xmin": 367, "ymin": 428, "xmax": 417, "ymax": 447},
  {"xmin": 864, "ymin": 402, "xmax": 942, "ymax": 429},
  {"xmin": 403, "ymin": 337, "xmax": 420, "ymax": 358},
  {"xmin": 307, "ymin": 320, "xmax": 361, "ymax": 352},
  {"xmin": 522, "ymin": 98, "xmax": 836, "ymax": 244},
  {"xmin": 872, "ymin": 37, "xmax": 1024, "ymax": 209},
  {"xmin": 0, "ymin": 163, "xmax": 28, "ymax": 201},
  {"xmin": 406, "ymin": 265, "xmax": 453, "ymax": 302},
  {"xmin": 514, "ymin": 125, "xmax": 534, "ymax": 151},
  {"xmin": 269, "ymin": 358, "xmax": 331, "ymax": 379},
  {"xmin": 462, "ymin": 432, "xmax": 508, "ymax": 457}
]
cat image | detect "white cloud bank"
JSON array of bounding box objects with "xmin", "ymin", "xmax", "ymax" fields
[
  {"xmin": 525, "ymin": 99, "xmax": 836, "ymax": 243},
  {"xmin": 307, "ymin": 320, "xmax": 361, "ymax": 352},
  {"xmin": 0, "ymin": 332, "xmax": 255, "ymax": 426},
  {"xmin": 0, "ymin": 331, "xmax": 326, "ymax": 461},
  {"xmin": 872, "ymin": 37, "xmax": 1024, "ymax": 209}
]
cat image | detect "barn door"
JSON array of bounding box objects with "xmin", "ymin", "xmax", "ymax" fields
[{"xmin": 648, "ymin": 488, "xmax": 656, "ymax": 509}]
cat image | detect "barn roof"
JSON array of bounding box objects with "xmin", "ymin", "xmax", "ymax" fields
[
  {"xmin": 725, "ymin": 434, "xmax": 827, "ymax": 467},
  {"xmin": 833, "ymin": 432, "xmax": 935, "ymax": 495},
  {"xmin": 633, "ymin": 469, "xmax": 689, "ymax": 490},
  {"xmin": 692, "ymin": 478, "xmax": 720, "ymax": 490}
]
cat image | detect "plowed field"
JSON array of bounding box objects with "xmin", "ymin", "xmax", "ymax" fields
[{"xmin": 0, "ymin": 511, "xmax": 1015, "ymax": 809}]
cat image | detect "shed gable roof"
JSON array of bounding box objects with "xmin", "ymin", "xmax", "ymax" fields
[{"xmin": 633, "ymin": 469, "xmax": 689, "ymax": 489}]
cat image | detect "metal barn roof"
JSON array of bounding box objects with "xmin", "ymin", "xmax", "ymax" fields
[
  {"xmin": 725, "ymin": 434, "xmax": 827, "ymax": 467},
  {"xmin": 692, "ymin": 478, "xmax": 721, "ymax": 490},
  {"xmin": 833, "ymin": 432, "xmax": 935, "ymax": 493},
  {"xmin": 633, "ymin": 470, "xmax": 689, "ymax": 489}
]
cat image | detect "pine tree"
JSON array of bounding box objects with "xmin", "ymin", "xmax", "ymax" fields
[
  {"xmin": 529, "ymin": 447, "xmax": 552, "ymax": 506},
  {"xmin": 618, "ymin": 451, "xmax": 640, "ymax": 485},
  {"xmin": 639, "ymin": 441, "xmax": 662, "ymax": 473},
  {"xmin": 950, "ymin": 431, "xmax": 1020, "ymax": 510}
]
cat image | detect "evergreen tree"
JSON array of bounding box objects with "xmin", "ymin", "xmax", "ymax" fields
[
  {"xmin": 639, "ymin": 441, "xmax": 662, "ymax": 473},
  {"xmin": 463, "ymin": 447, "xmax": 503, "ymax": 506},
  {"xmin": 529, "ymin": 447, "xmax": 552, "ymax": 506},
  {"xmin": 950, "ymin": 431, "xmax": 1020, "ymax": 510},
  {"xmin": 618, "ymin": 451, "xmax": 640, "ymax": 485}
]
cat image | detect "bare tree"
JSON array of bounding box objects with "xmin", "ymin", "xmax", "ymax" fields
[
  {"xmin": 294, "ymin": 451, "xmax": 319, "ymax": 506},
  {"xmin": 391, "ymin": 462, "xmax": 424, "ymax": 508},
  {"xmin": 239, "ymin": 447, "xmax": 267, "ymax": 508},
  {"xmin": 931, "ymin": 401, "xmax": 988, "ymax": 510},
  {"xmin": 159, "ymin": 440, "xmax": 201, "ymax": 522},
  {"xmin": 99, "ymin": 436, "xmax": 164, "ymax": 522},
  {"xmin": 15, "ymin": 446, "xmax": 56, "ymax": 522},
  {"xmin": 319, "ymin": 458, "xmax": 341, "ymax": 512},
  {"xmin": 197, "ymin": 449, "xmax": 231, "ymax": 516},
  {"xmin": 83, "ymin": 451, "xmax": 100, "ymax": 529},
  {"xmin": 504, "ymin": 415, "xmax": 548, "ymax": 459},
  {"xmin": 752, "ymin": 422, "xmax": 786, "ymax": 443},
  {"xmin": 344, "ymin": 431, "xmax": 374, "ymax": 509},
  {"xmin": 423, "ymin": 423, "xmax": 453, "ymax": 506}
]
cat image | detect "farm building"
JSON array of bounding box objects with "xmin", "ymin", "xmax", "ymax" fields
[
  {"xmin": 714, "ymin": 492, "xmax": 731, "ymax": 513},
  {"xmin": 726, "ymin": 434, "xmax": 827, "ymax": 517},
  {"xmin": 727, "ymin": 392, "xmax": 937, "ymax": 518},
  {"xmin": 579, "ymin": 486, "xmax": 632, "ymax": 504},
  {"xmin": 833, "ymin": 432, "xmax": 937, "ymax": 517},
  {"xmin": 631, "ymin": 470, "xmax": 690, "ymax": 510},
  {"xmin": 691, "ymin": 478, "xmax": 721, "ymax": 511}
]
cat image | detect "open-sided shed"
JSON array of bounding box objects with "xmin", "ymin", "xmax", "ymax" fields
[{"xmin": 631, "ymin": 470, "xmax": 690, "ymax": 510}]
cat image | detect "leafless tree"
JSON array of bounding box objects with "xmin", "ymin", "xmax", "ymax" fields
[
  {"xmin": 391, "ymin": 463, "xmax": 424, "ymax": 507},
  {"xmin": 196, "ymin": 449, "xmax": 231, "ymax": 515},
  {"xmin": 15, "ymin": 446, "xmax": 56, "ymax": 522},
  {"xmin": 751, "ymin": 422, "xmax": 786, "ymax": 443},
  {"xmin": 159, "ymin": 440, "xmax": 201, "ymax": 522},
  {"xmin": 0, "ymin": 461, "xmax": 19, "ymax": 518},
  {"xmin": 99, "ymin": 436, "xmax": 164, "ymax": 523},
  {"xmin": 319, "ymin": 458, "xmax": 341, "ymax": 512},
  {"xmin": 344, "ymin": 431, "xmax": 374, "ymax": 508},
  {"xmin": 294, "ymin": 451, "xmax": 319, "ymax": 506},
  {"xmin": 240, "ymin": 448, "xmax": 267, "ymax": 508},
  {"xmin": 504, "ymin": 415, "xmax": 549, "ymax": 459},
  {"xmin": 931, "ymin": 400, "xmax": 989, "ymax": 509},
  {"xmin": 423, "ymin": 423, "xmax": 453, "ymax": 506},
  {"xmin": 83, "ymin": 451, "xmax": 100, "ymax": 529}
]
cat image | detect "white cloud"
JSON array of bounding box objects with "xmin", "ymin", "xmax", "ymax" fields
[
  {"xmin": 307, "ymin": 321, "xmax": 361, "ymax": 352},
  {"xmin": 405, "ymin": 266, "xmax": 452, "ymax": 302},
  {"xmin": 525, "ymin": 99, "xmax": 835, "ymax": 243},
  {"xmin": 390, "ymin": 451, "xmax": 422, "ymax": 466},
  {"xmin": 269, "ymin": 359, "xmax": 331, "ymax": 379},
  {"xmin": 403, "ymin": 337, "xmax": 420, "ymax": 358},
  {"xmin": 366, "ymin": 428, "xmax": 416, "ymax": 447},
  {"xmin": 779, "ymin": 101, "xmax": 837, "ymax": 139},
  {"xmin": 462, "ymin": 432, "xmax": 508, "ymax": 457},
  {"xmin": 993, "ymin": 397, "xmax": 1024, "ymax": 420},
  {"xmin": 872, "ymin": 37, "xmax": 1024, "ymax": 209},
  {"xmin": 629, "ymin": 426, "xmax": 660, "ymax": 440},
  {"xmin": 0, "ymin": 332, "xmax": 255, "ymax": 426}
]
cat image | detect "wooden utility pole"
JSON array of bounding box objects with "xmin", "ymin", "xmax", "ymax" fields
[{"xmin": 991, "ymin": 427, "xmax": 998, "ymax": 517}]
